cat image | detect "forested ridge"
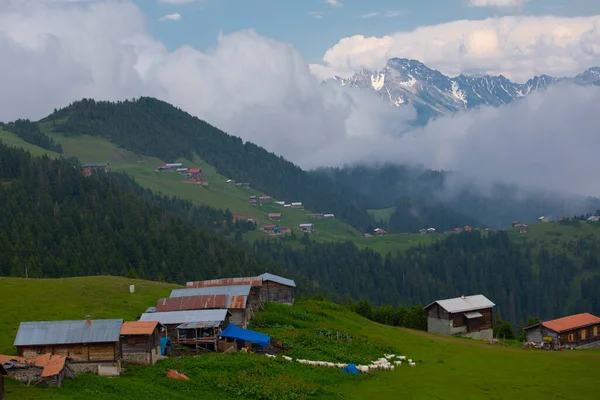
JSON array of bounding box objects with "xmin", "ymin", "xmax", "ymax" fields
[{"xmin": 42, "ymin": 97, "xmax": 376, "ymax": 231}]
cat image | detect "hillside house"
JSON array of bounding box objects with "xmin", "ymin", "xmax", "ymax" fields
[
  {"xmin": 1, "ymin": 362, "xmax": 6, "ymax": 400},
  {"xmin": 299, "ymin": 223, "xmax": 315, "ymax": 233},
  {"xmin": 512, "ymin": 221, "xmax": 523, "ymax": 228},
  {"xmin": 425, "ymin": 295, "xmax": 495, "ymax": 340},
  {"xmin": 374, "ymin": 228, "xmax": 387, "ymax": 236},
  {"xmin": 156, "ymin": 292, "xmax": 253, "ymax": 328},
  {"xmin": 278, "ymin": 226, "xmax": 291, "ymax": 234},
  {"xmin": 275, "ymin": 201, "xmax": 285, "ymax": 205},
  {"xmin": 0, "ymin": 353, "xmax": 74, "ymax": 387},
  {"xmin": 587, "ymin": 216, "xmax": 600, "ymax": 222},
  {"xmin": 120, "ymin": 321, "xmax": 165, "ymax": 366},
  {"xmin": 249, "ymin": 198, "xmax": 257, "ymax": 206},
  {"xmin": 259, "ymin": 273, "xmax": 296, "ymax": 305},
  {"xmin": 259, "ymin": 196, "xmax": 272, "ymax": 202},
  {"xmin": 464, "ymin": 226, "xmax": 472, "ymax": 232},
  {"xmin": 236, "ymin": 182, "xmax": 251, "ymax": 189},
  {"xmin": 268, "ymin": 213, "xmax": 282, "ymax": 221},
  {"xmin": 81, "ymin": 162, "xmax": 111, "ymax": 177},
  {"xmin": 308, "ymin": 213, "xmax": 325, "ymax": 219},
  {"xmin": 419, "ymin": 229, "xmax": 427, "ymax": 235},
  {"xmin": 427, "ymin": 228, "xmax": 436, "ymax": 234},
  {"xmin": 139, "ymin": 309, "xmax": 231, "ymax": 348},
  {"xmin": 264, "ymin": 225, "xmax": 277, "ymax": 233},
  {"xmin": 520, "ymin": 224, "xmax": 528, "ymax": 234},
  {"xmin": 172, "ymin": 284, "xmax": 261, "ymax": 314},
  {"xmin": 453, "ymin": 228, "xmax": 462, "ymax": 233},
  {"xmin": 226, "ymin": 179, "xmax": 235, "ymax": 184},
  {"xmin": 14, "ymin": 319, "xmax": 123, "ymax": 374},
  {"xmin": 323, "ymin": 214, "xmax": 335, "ymax": 219},
  {"xmin": 523, "ymin": 313, "xmax": 600, "ymax": 348},
  {"xmin": 539, "ymin": 216, "xmax": 550, "ymax": 222},
  {"xmin": 291, "ymin": 202, "xmax": 303, "ymax": 209}
]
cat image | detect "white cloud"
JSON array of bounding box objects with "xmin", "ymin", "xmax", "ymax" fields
[
  {"xmin": 325, "ymin": 0, "xmax": 343, "ymax": 8},
  {"xmin": 158, "ymin": 13, "xmax": 181, "ymax": 21},
  {"xmin": 2, "ymin": 1, "xmax": 600, "ymax": 198},
  {"xmin": 360, "ymin": 12, "xmax": 380, "ymax": 19},
  {"xmin": 309, "ymin": 11, "xmax": 323, "ymax": 19},
  {"xmin": 384, "ymin": 11, "xmax": 407, "ymax": 18},
  {"xmin": 468, "ymin": 0, "xmax": 528, "ymax": 9},
  {"xmin": 310, "ymin": 15, "xmax": 600, "ymax": 82}
]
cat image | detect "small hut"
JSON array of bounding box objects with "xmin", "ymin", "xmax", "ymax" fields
[
  {"xmin": 259, "ymin": 273, "xmax": 296, "ymax": 304},
  {"xmin": 120, "ymin": 321, "xmax": 165, "ymax": 365}
]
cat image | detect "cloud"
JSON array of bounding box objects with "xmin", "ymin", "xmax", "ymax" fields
[
  {"xmin": 2, "ymin": 1, "xmax": 600, "ymax": 198},
  {"xmin": 468, "ymin": 0, "xmax": 528, "ymax": 8},
  {"xmin": 360, "ymin": 12, "xmax": 380, "ymax": 19},
  {"xmin": 325, "ymin": 0, "xmax": 343, "ymax": 8},
  {"xmin": 310, "ymin": 15, "xmax": 600, "ymax": 82},
  {"xmin": 159, "ymin": 13, "xmax": 181, "ymax": 21},
  {"xmin": 309, "ymin": 11, "xmax": 323, "ymax": 19}
]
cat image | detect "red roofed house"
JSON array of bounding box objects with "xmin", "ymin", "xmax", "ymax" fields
[
  {"xmin": 120, "ymin": 321, "xmax": 165, "ymax": 365},
  {"xmin": 523, "ymin": 313, "xmax": 600, "ymax": 348}
]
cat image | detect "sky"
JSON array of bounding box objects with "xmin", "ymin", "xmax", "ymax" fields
[{"xmin": 1, "ymin": 0, "xmax": 600, "ymax": 196}]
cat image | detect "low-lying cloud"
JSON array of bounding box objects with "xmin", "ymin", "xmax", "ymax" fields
[{"xmin": 1, "ymin": 1, "xmax": 600, "ymax": 198}]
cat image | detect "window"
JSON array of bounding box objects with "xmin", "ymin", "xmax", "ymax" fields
[
  {"xmin": 567, "ymin": 333, "xmax": 575, "ymax": 342},
  {"xmin": 580, "ymin": 329, "xmax": 587, "ymax": 341},
  {"xmin": 593, "ymin": 326, "xmax": 598, "ymax": 337}
]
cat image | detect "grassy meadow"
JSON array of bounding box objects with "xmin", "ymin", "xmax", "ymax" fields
[{"xmin": 2, "ymin": 277, "xmax": 599, "ymax": 400}]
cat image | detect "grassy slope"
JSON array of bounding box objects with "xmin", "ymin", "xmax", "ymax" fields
[
  {"xmin": 367, "ymin": 207, "xmax": 396, "ymax": 223},
  {"xmin": 2, "ymin": 277, "xmax": 598, "ymax": 400},
  {"xmin": 0, "ymin": 129, "xmax": 60, "ymax": 158}
]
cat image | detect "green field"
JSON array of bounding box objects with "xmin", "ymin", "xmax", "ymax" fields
[
  {"xmin": 367, "ymin": 207, "xmax": 396, "ymax": 223},
  {"xmin": 2, "ymin": 277, "xmax": 598, "ymax": 400}
]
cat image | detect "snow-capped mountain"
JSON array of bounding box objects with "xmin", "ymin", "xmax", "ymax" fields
[{"xmin": 332, "ymin": 59, "xmax": 600, "ymax": 124}]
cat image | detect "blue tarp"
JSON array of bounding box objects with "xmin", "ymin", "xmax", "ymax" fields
[
  {"xmin": 160, "ymin": 337, "xmax": 172, "ymax": 355},
  {"xmin": 342, "ymin": 363, "xmax": 359, "ymax": 375},
  {"xmin": 219, "ymin": 324, "xmax": 271, "ymax": 347}
]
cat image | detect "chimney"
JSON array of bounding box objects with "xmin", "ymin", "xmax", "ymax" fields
[{"xmin": 85, "ymin": 315, "xmax": 92, "ymax": 326}]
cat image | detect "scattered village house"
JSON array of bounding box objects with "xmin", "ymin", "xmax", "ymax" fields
[
  {"xmin": 520, "ymin": 224, "xmax": 528, "ymax": 234},
  {"xmin": 139, "ymin": 309, "xmax": 231, "ymax": 352},
  {"xmin": 587, "ymin": 215, "xmax": 600, "ymax": 222},
  {"xmin": 291, "ymin": 202, "xmax": 303, "ymax": 209},
  {"xmin": 539, "ymin": 216, "xmax": 550, "ymax": 222},
  {"xmin": 374, "ymin": 228, "xmax": 387, "ymax": 236},
  {"xmin": 299, "ymin": 223, "xmax": 315, "ymax": 233},
  {"xmin": 268, "ymin": 213, "xmax": 282, "ymax": 222},
  {"xmin": 512, "ymin": 221, "xmax": 523, "ymax": 228},
  {"xmin": 523, "ymin": 313, "xmax": 600, "ymax": 349},
  {"xmin": 120, "ymin": 321, "xmax": 165, "ymax": 366},
  {"xmin": 14, "ymin": 319, "xmax": 123, "ymax": 375},
  {"xmin": 0, "ymin": 353, "xmax": 75, "ymax": 388},
  {"xmin": 258, "ymin": 196, "xmax": 272, "ymax": 202},
  {"xmin": 156, "ymin": 289, "xmax": 254, "ymax": 328},
  {"xmin": 81, "ymin": 162, "xmax": 110, "ymax": 177},
  {"xmin": 425, "ymin": 295, "xmax": 495, "ymax": 340},
  {"xmin": 184, "ymin": 277, "xmax": 263, "ymax": 310},
  {"xmin": 259, "ymin": 273, "xmax": 296, "ymax": 305}
]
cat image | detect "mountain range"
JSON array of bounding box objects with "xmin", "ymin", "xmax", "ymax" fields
[{"xmin": 331, "ymin": 58, "xmax": 600, "ymax": 123}]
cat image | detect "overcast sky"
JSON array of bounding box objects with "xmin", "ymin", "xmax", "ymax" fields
[{"xmin": 1, "ymin": 0, "xmax": 600, "ymax": 196}]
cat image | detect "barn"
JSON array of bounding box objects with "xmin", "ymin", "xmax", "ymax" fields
[
  {"xmin": 138, "ymin": 309, "xmax": 231, "ymax": 349},
  {"xmin": 13, "ymin": 319, "xmax": 123, "ymax": 374},
  {"xmin": 425, "ymin": 295, "xmax": 495, "ymax": 340},
  {"xmin": 259, "ymin": 273, "xmax": 296, "ymax": 305},
  {"xmin": 120, "ymin": 321, "xmax": 165, "ymax": 365},
  {"xmin": 523, "ymin": 313, "xmax": 600, "ymax": 348},
  {"xmin": 157, "ymin": 292, "xmax": 253, "ymax": 328}
]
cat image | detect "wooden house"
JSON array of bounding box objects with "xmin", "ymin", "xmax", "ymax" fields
[
  {"xmin": 156, "ymin": 292, "xmax": 253, "ymax": 328},
  {"xmin": 520, "ymin": 224, "xmax": 528, "ymax": 234},
  {"xmin": 523, "ymin": 313, "xmax": 600, "ymax": 348},
  {"xmin": 120, "ymin": 321, "xmax": 165, "ymax": 365},
  {"xmin": 268, "ymin": 213, "xmax": 282, "ymax": 221},
  {"xmin": 539, "ymin": 216, "xmax": 550, "ymax": 223},
  {"xmin": 374, "ymin": 228, "xmax": 387, "ymax": 236},
  {"xmin": 13, "ymin": 319, "xmax": 123, "ymax": 374},
  {"xmin": 425, "ymin": 295, "xmax": 495, "ymax": 340},
  {"xmin": 512, "ymin": 221, "xmax": 523, "ymax": 228},
  {"xmin": 258, "ymin": 273, "xmax": 296, "ymax": 305},
  {"xmin": 140, "ymin": 310, "xmax": 230, "ymax": 352},
  {"xmin": 299, "ymin": 223, "xmax": 315, "ymax": 233},
  {"xmin": 81, "ymin": 162, "xmax": 111, "ymax": 177},
  {"xmin": 0, "ymin": 353, "xmax": 74, "ymax": 388},
  {"xmin": 463, "ymin": 226, "xmax": 472, "ymax": 232},
  {"xmin": 0, "ymin": 362, "xmax": 6, "ymax": 400},
  {"xmin": 183, "ymin": 278, "xmax": 263, "ymax": 311}
]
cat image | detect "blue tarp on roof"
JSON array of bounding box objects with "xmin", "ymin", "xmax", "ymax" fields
[
  {"xmin": 219, "ymin": 324, "xmax": 271, "ymax": 347},
  {"xmin": 342, "ymin": 363, "xmax": 359, "ymax": 375}
]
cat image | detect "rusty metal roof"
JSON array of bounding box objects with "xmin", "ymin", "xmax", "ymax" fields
[
  {"xmin": 0, "ymin": 353, "xmax": 66, "ymax": 377},
  {"xmin": 14, "ymin": 319, "xmax": 123, "ymax": 347},
  {"xmin": 120, "ymin": 321, "xmax": 161, "ymax": 336},
  {"xmin": 139, "ymin": 309, "xmax": 230, "ymax": 326},
  {"xmin": 186, "ymin": 277, "xmax": 262, "ymax": 288},
  {"xmin": 157, "ymin": 294, "xmax": 247, "ymax": 311},
  {"xmin": 171, "ymin": 285, "xmax": 252, "ymax": 298}
]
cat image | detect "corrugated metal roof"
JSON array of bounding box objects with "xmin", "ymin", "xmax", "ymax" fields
[
  {"xmin": 185, "ymin": 277, "xmax": 262, "ymax": 288},
  {"xmin": 120, "ymin": 321, "xmax": 160, "ymax": 335},
  {"xmin": 171, "ymin": 285, "xmax": 252, "ymax": 298},
  {"xmin": 145, "ymin": 306, "xmax": 156, "ymax": 313},
  {"xmin": 259, "ymin": 273, "xmax": 296, "ymax": 288},
  {"xmin": 176, "ymin": 321, "xmax": 223, "ymax": 329},
  {"xmin": 14, "ymin": 319, "xmax": 123, "ymax": 347},
  {"xmin": 464, "ymin": 311, "xmax": 484, "ymax": 319},
  {"xmin": 156, "ymin": 294, "xmax": 228, "ymax": 312},
  {"xmin": 139, "ymin": 309, "xmax": 230, "ymax": 326},
  {"xmin": 542, "ymin": 313, "xmax": 600, "ymax": 333},
  {"xmin": 425, "ymin": 295, "xmax": 495, "ymax": 313}
]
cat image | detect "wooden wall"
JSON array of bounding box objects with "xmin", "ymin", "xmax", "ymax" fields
[
  {"xmin": 558, "ymin": 323, "xmax": 600, "ymax": 345},
  {"xmin": 260, "ymin": 282, "xmax": 294, "ymax": 304},
  {"xmin": 17, "ymin": 343, "xmax": 119, "ymax": 362},
  {"xmin": 427, "ymin": 304, "xmax": 450, "ymax": 320}
]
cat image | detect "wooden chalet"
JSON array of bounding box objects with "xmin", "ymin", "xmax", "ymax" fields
[
  {"xmin": 13, "ymin": 319, "xmax": 123, "ymax": 374},
  {"xmin": 138, "ymin": 309, "xmax": 231, "ymax": 351},
  {"xmin": 259, "ymin": 273, "xmax": 296, "ymax": 305},
  {"xmin": 299, "ymin": 223, "xmax": 315, "ymax": 233},
  {"xmin": 81, "ymin": 162, "xmax": 111, "ymax": 177},
  {"xmin": 425, "ymin": 295, "xmax": 495, "ymax": 340},
  {"xmin": 157, "ymin": 291, "xmax": 253, "ymax": 328},
  {"xmin": 268, "ymin": 213, "xmax": 282, "ymax": 221},
  {"xmin": 120, "ymin": 321, "xmax": 165, "ymax": 365},
  {"xmin": 523, "ymin": 313, "xmax": 600, "ymax": 348}
]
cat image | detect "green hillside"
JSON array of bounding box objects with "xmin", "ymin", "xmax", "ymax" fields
[
  {"xmin": 367, "ymin": 207, "xmax": 396, "ymax": 223},
  {"xmin": 2, "ymin": 277, "xmax": 599, "ymax": 400}
]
